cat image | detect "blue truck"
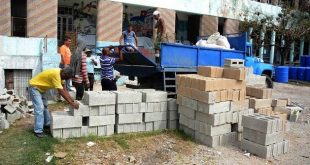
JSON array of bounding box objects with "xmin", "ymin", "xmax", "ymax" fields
[{"xmin": 106, "ymin": 32, "xmax": 273, "ymax": 95}]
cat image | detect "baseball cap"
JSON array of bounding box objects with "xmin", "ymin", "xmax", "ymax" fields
[
  {"xmin": 84, "ymin": 48, "xmax": 92, "ymax": 53},
  {"xmin": 153, "ymin": 10, "xmax": 160, "ymax": 16}
]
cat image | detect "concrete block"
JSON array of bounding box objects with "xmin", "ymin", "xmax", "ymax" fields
[
  {"xmin": 0, "ymin": 118, "xmax": 10, "ymax": 130},
  {"xmin": 118, "ymin": 113, "xmax": 143, "ymax": 124},
  {"xmin": 289, "ymin": 110, "xmax": 299, "ymax": 122},
  {"xmin": 113, "ymin": 91, "xmax": 142, "ymax": 103},
  {"xmin": 139, "ymin": 103, "xmax": 146, "ymax": 113},
  {"xmin": 145, "ymin": 102, "xmax": 161, "ymax": 113},
  {"xmin": 195, "ymin": 121, "xmax": 231, "ymax": 136},
  {"xmin": 195, "ymin": 131, "xmax": 220, "ymax": 147},
  {"xmin": 178, "ymin": 105, "xmax": 195, "ymax": 119},
  {"xmin": 89, "ymin": 115, "xmax": 115, "ymax": 126},
  {"xmin": 179, "ymin": 124, "xmax": 195, "ymax": 138},
  {"xmin": 168, "ymin": 98, "xmax": 178, "ymax": 111},
  {"xmin": 98, "ymin": 125, "xmax": 114, "ymax": 136},
  {"xmin": 168, "ymin": 110, "xmax": 179, "ymax": 120},
  {"xmin": 160, "ymin": 101, "xmax": 168, "ymax": 112},
  {"xmin": 70, "ymin": 103, "xmax": 89, "ymax": 116},
  {"xmin": 196, "ymin": 111, "xmax": 223, "ymax": 126},
  {"xmin": 116, "ymin": 123, "xmax": 146, "ymax": 133},
  {"xmin": 99, "ymin": 105, "xmax": 115, "ymax": 115},
  {"xmin": 191, "ymin": 89, "xmax": 216, "ymax": 104},
  {"xmin": 51, "ymin": 129, "xmax": 62, "ymax": 138},
  {"xmin": 142, "ymin": 91, "xmax": 167, "ymax": 102},
  {"xmin": 223, "ymin": 67, "xmax": 246, "ymax": 80},
  {"xmin": 271, "ymin": 99, "xmax": 288, "ymax": 107},
  {"xmin": 249, "ymin": 98, "xmax": 272, "ymax": 109},
  {"xmin": 179, "ymin": 114, "xmax": 195, "ymax": 130},
  {"xmin": 197, "ymin": 101, "xmax": 230, "ymax": 114},
  {"xmin": 231, "ymin": 99, "xmax": 249, "ymax": 112},
  {"xmin": 255, "ymin": 107, "xmax": 273, "ymax": 116},
  {"xmin": 116, "ymin": 103, "xmax": 143, "ymax": 114},
  {"xmin": 232, "ymin": 111, "xmax": 239, "ymax": 123},
  {"xmin": 243, "ymin": 128, "xmax": 284, "ymax": 145},
  {"xmin": 62, "ymin": 127, "xmax": 82, "ymax": 139},
  {"xmin": 153, "ymin": 120, "xmax": 167, "ymax": 130},
  {"xmin": 283, "ymin": 140, "xmax": 289, "ymax": 153},
  {"xmin": 224, "ymin": 58, "xmax": 245, "ymax": 68},
  {"xmin": 81, "ymin": 126, "xmax": 97, "ymax": 136},
  {"xmin": 51, "ymin": 112, "xmax": 82, "ymax": 129},
  {"xmin": 145, "ymin": 122, "xmax": 154, "ymax": 131},
  {"xmin": 242, "ymin": 114, "xmax": 282, "ymax": 134},
  {"xmin": 246, "ymin": 86, "xmax": 272, "ymax": 99},
  {"xmin": 4, "ymin": 103, "xmax": 16, "ymax": 114},
  {"xmin": 220, "ymin": 132, "xmax": 237, "ymax": 146},
  {"xmin": 241, "ymin": 139, "xmax": 272, "ymax": 159},
  {"xmin": 198, "ymin": 66, "xmax": 223, "ymax": 78},
  {"xmin": 0, "ymin": 94, "xmax": 11, "ymax": 105},
  {"xmin": 181, "ymin": 97, "xmax": 198, "ymax": 110},
  {"xmin": 168, "ymin": 120, "xmax": 178, "ymax": 130},
  {"xmin": 6, "ymin": 111, "xmax": 22, "ymax": 124},
  {"xmin": 237, "ymin": 132, "xmax": 243, "ymax": 141},
  {"xmin": 83, "ymin": 91, "xmax": 116, "ymax": 106},
  {"xmin": 89, "ymin": 106, "xmax": 100, "ymax": 116},
  {"xmin": 144, "ymin": 112, "xmax": 167, "ymax": 122}
]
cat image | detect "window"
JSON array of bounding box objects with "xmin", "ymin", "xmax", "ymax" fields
[{"xmin": 11, "ymin": 0, "xmax": 27, "ymax": 37}]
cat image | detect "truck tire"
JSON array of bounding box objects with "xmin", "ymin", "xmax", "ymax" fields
[{"xmin": 263, "ymin": 74, "xmax": 273, "ymax": 88}]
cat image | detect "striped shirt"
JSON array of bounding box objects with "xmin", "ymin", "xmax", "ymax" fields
[
  {"xmin": 72, "ymin": 53, "xmax": 89, "ymax": 84},
  {"xmin": 100, "ymin": 55, "xmax": 116, "ymax": 80}
]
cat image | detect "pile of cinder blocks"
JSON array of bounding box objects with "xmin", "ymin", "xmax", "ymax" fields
[
  {"xmin": 241, "ymin": 114, "xmax": 289, "ymax": 159},
  {"xmin": 50, "ymin": 90, "xmax": 175, "ymax": 138},
  {"xmin": 272, "ymin": 99, "xmax": 303, "ymax": 122},
  {"xmin": 176, "ymin": 63, "xmax": 255, "ymax": 147},
  {"xmin": 51, "ymin": 91, "xmax": 116, "ymax": 138},
  {"xmin": 0, "ymin": 89, "xmax": 32, "ymax": 131}
]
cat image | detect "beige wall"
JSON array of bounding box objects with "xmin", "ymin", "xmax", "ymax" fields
[
  {"xmin": 27, "ymin": 0, "xmax": 57, "ymax": 38},
  {"xmin": 96, "ymin": 0, "xmax": 123, "ymax": 42},
  {"xmin": 156, "ymin": 8, "xmax": 176, "ymax": 42},
  {"xmin": 0, "ymin": 0, "xmax": 11, "ymax": 36},
  {"xmin": 199, "ymin": 15, "xmax": 218, "ymax": 36},
  {"xmin": 223, "ymin": 19, "xmax": 239, "ymax": 34}
]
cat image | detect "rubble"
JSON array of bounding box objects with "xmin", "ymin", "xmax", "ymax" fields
[{"xmin": 0, "ymin": 88, "xmax": 32, "ymax": 131}]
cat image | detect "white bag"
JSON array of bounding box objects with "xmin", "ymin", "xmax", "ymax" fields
[{"xmin": 216, "ymin": 36, "xmax": 230, "ymax": 49}]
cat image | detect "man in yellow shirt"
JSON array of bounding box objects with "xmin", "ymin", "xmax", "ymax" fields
[
  {"xmin": 59, "ymin": 37, "xmax": 72, "ymax": 91},
  {"xmin": 29, "ymin": 67, "xmax": 79, "ymax": 138}
]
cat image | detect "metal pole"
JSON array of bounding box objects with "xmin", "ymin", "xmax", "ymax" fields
[
  {"xmin": 299, "ymin": 37, "xmax": 304, "ymax": 61},
  {"xmin": 249, "ymin": 27, "xmax": 253, "ymax": 44},
  {"xmin": 289, "ymin": 41, "xmax": 295, "ymax": 65},
  {"xmin": 270, "ymin": 30, "xmax": 276, "ymax": 64},
  {"xmin": 259, "ymin": 26, "xmax": 265, "ymax": 59}
]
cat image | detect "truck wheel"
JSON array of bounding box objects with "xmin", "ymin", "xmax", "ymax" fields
[{"xmin": 263, "ymin": 74, "xmax": 273, "ymax": 88}]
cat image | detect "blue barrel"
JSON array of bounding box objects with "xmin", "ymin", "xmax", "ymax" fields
[
  {"xmin": 306, "ymin": 56, "xmax": 310, "ymax": 67},
  {"xmin": 301, "ymin": 56, "xmax": 307, "ymax": 67},
  {"xmin": 305, "ymin": 68, "xmax": 310, "ymax": 81},
  {"xmin": 297, "ymin": 67, "xmax": 306, "ymax": 80},
  {"xmin": 289, "ymin": 67, "xmax": 298, "ymax": 80},
  {"xmin": 275, "ymin": 66, "xmax": 289, "ymax": 83}
]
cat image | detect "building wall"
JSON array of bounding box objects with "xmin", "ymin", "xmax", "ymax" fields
[
  {"xmin": 0, "ymin": 0, "xmax": 11, "ymax": 36},
  {"xmin": 96, "ymin": 0, "xmax": 123, "ymax": 44},
  {"xmin": 223, "ymin": 19, "xmax": 240, "ymax": 34},
  {"xmin": 156, "ymin": 8, "xmax": 176, "ymax": 41},
  {"xmin": 199, "ymin": 15, "xmax": 218, "ymax": 36},
  {"xmin": 27, "ymin": 0, "xmax": 57, "ymax": 38}
]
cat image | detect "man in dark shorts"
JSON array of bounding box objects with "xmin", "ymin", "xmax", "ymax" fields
[
  {"xmin": 153, "ymin": 10, "xmax": 166, "ymax": 59},
  {"xmin": 100, "ymin": 47, "xmax": 123, "ymax": 91}
]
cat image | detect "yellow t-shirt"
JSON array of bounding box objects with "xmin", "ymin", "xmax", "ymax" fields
[{"xmin": 29, "ymin": 68, "xmax": 63, "ymax": 93}]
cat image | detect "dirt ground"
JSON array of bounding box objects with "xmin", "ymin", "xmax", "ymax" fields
[{"xmin": 1, "ymin": 82, "xmax": 310, "ymax": 165}]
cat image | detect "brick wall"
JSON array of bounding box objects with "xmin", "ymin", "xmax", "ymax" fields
[
  {"xmin": 96, "ymin": 0, "xmax": 123, "ymax": 42},
  {"xmin": 156, "ymin": 8, "xmax": 176, "ymax": 42},
  {"xmin": 0, "ymin": 0, "xmax": 11, "ymax": 36},
  {"xmin": 199, "ymin": 15, "xmax": 218, "ymax": 36},
  {"xmin": 27, "ymin": 0, "xmax": 57, "ymax": 38},
  {"xmin": 223, "ymin": 19, "xmax": 239, "ymax": 34}
]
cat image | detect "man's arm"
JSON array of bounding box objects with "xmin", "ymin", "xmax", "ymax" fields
[
  {"xmin": 119, "ymin": 34, "xmax": 124, "ymax": 44},
  {"xmin": 134, "ymin": 33, "xmax": 138, "ymax": 47},
  {"xmin": 115, "ymin": 52, "xmax": 124, "ymax": 62},
  {"xmin": 58, "ymin": 88, "xmax": 79, "ymax": 109},
  {"xmin": 59, "ymin": 47, "xmax": 65, "ymax": 64},
  {"xmin": 161, "ymin": 18, "xmax": 166, "ymax": 34},
  {"xmin": 91, "ymin": 59, "xmax": 98, "ymax": 66}
]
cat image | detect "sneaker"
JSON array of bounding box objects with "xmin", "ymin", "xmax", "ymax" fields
[
  {"xmin": 35, "ymin": 132, "xmax": 46, "ymax": 138},
  {"xmin": 44, "ymin": 125, "xmax": 51, "ymax": 134}
]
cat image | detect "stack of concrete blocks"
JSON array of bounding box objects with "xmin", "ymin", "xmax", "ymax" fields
[
  {"xmin": 167, "ymin": 98, "xmax": 178, "ymax": 129},
  {"xmin": 0, "ymin": 89, "xmax": 30, "ymax": 131},
  {"xmin": 241, "ymin": 114, "xmax": 289, "ymax": 159},
  {"xmin": 247, "ymin": 86, "xmax": 273, "ymax": 116},
  {"xmin": 176, "ymin": 65, "xmax": 255, "ymax": 147},
  {"xmin": 51, "ymin": 91, "xmax": 116, "ymax": 138},
  {"xmin": 245, "ymin": 66, "xmax": 266, "ymax": 87},
  {"xmin": 114, "ymin": 91, "xmax": 145, "ymax": 133},
  {"xmin": 272, "ymin": 99, "xmax": 303, "ymax": 122},
  {"xmin": 142, "ymin": 90, "xmax": 168, "ymax": 131}
]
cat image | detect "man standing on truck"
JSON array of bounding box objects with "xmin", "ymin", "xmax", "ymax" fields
[
  {"xmin": 29, "ymin": 67, "xmax": 79, "ymax": 138},
  {"xmin": 100, "ymin": 47, "xmax": 123, "ymax": 91},
  {"xmin": 119, "ymin": 24, "xmax": 138, "ymax": 52},
  {"xmin": 153, "ymin": 10, "xmax": 166, "ymax": 61}
]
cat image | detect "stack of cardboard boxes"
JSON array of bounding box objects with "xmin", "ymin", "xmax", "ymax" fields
[
  {"xmin": 176, "ymin": 64, "xmax": 254, "ymax": 147},
  {"xmin": 241, "ymin": 114, "xmax": 289, "ymax": 159}
]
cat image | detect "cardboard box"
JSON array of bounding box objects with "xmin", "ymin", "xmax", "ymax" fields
[
  {"xmin": 223, "ymin": 68, "xmax": 246, "ymax": 81},
  {"xmin": 198, "ymin": 66, "xmax": 223, "ymax": 78}
]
